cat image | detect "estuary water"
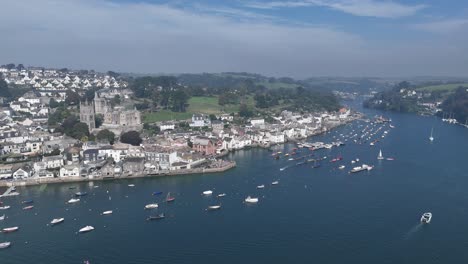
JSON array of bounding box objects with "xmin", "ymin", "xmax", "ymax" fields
[{"xmin": 1, "ymin": 105, "xmax": 468, "ymax": 264}]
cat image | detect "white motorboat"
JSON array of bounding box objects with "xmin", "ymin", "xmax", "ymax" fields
[
  {"xmin": 50, "ymin": 218, "xmax": 64, "ymax": 225},
  {"xmin": 144, "ymin": 203, "xmax": 158, "ymax": 209},
  {"xmin": 102, "ymin": 210, "xmax": 113, "ymax": 215},
  {"xmin": 271, "ymin": 181, "xmax": 279, "ymax": 185},
  {"xmin": 2, "ymin": 227, "xmax": 18, "ymax": 233},
  {"xmin": 217, "ymin": 193, "xmax": 226, "ymax": 197},
  {"xmin": 0, "ymin": 206, "xmax": 10, "ymax": 210},
  {"xmin": 67, "ymin": 198, "xmax": 80, "ymax": 204},
  {"xmin": 350, "ymin": 164, "xmax": 373, "ymax": 173},
  {"xmin": 245, "ymin": 196, "xmax": 259, "ymax": 203},
  {"xmin": 0, "ymin": 242, "xmax": 11, "ymax": 249},
  {"xmin": 257, "ymin": 185, "xmax": 265, "ymax": 189},
  {"xmin": 207, "ymin": 205, "xmax": 222, "ymax": 211},
  {"xmin": 79, "ymin": 226, "xmax": 94, "ymax": 233},
  {"xmin": 202, "ymin": 190, "xmax": 213, "ymax": 195},
  {"xmin": 338, "ymin": 165, "xmax": 345, "ymax": 169},
  {"xmin": 128, "ymin": 184, "xmax": 135, "ymax": 187},
  {"xmin": 0, "ymin": 214, "xmax": 4, "ymax": 220},
  {"xmin": 421, "ymin": 212, "xmax": 432, "ymax": 224}
]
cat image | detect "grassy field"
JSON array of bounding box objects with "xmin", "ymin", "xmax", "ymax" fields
[
  {"xmin": 143, "ymin": 110, "xmax": 192, "ymax": 123},
  {"xmin": 143, "ymin": 96, "xmax": 255, "ymax": 123},
  {"xmin": 416, "ymin": 83, "xmax": 468, "ymax": 92}
]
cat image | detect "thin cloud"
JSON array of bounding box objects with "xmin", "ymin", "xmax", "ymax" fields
[
  {"xmin": 245, "ymin": 0, "xmax": 427, "ymax": 18},
  {"xmin": 412, "ymin": 19, "xmax": 468, "ymax": 34}
]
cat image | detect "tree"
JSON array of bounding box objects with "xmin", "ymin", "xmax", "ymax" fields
[
  {"xmin": 239, "ymin": 104, "xmax": 253, "ymax": 118},
  {"xmin": 97, "ymin": 129, "xmax": 115, "ymax": 144},
  {"xmin": 120, "ymin": 131, "xmax": 142, "ymax": 146},
  {"xmin": 95, "ymin": 114, "xmax": 103, "ymax": 128},
  {"xmin": 69, "ymin": 122, "xmax": 89, "ymax": 140},
  {"xmin": 209, "ymin": 114, "xmax": 217, "ymax": 121},
  {"xmin": 49, "ymin": 98, "xmax": 60, "ymax": 108},
  {"xmin": 110, "ymin": 95, "xmax": 121, "ymax": 107},
  {"xmin": 0, "ymin": 77, "xmax": 11, "ymax": 98},
  {"xmin": 65, "ymin": 90, "xmax": 80, "ymax": 106}
]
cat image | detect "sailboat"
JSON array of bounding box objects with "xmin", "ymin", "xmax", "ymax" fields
[
  {"xmin": 429, "ymin": 127, "xmax": 434, "ymax": 142},
  {"xmin": 165, "ymin": 192, "xmax": 175, "ymax": 202},
  {"xmin": 377, "ymin": 149, "xmax": 384, "ymax": 160}
]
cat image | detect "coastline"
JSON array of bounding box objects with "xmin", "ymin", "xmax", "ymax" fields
[{"xmin": 0, "ymin": 115, "xmax": 360, "ymax": 189}]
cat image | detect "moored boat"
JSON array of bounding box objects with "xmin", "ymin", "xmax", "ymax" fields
[
  {"xmin": 146, "ymin": 213, "xmax": 165, "ymax": 221},
  {"xmin": 349, "ymin": 164, "xmax": 373, "ymax": 173},
  {"xmin": 144, "ymin": 203, "xmax": 158, "ymax": 209},
  {"xmin": 78, "ymin": 226, "xmax": 94, "ymax": 233},
  {"xmin": 206, "ymin": 205, "xmax": 221, "ymax": 211},
  {"xmin": 67, "ymin": 198, "xmax": 80, "ymax": 204},
  {"xmin": 257, "ymin": 185, "xmax": 265, "ymax": 189},
  {"xmin": 51, "ymin": 218, "xmax": 64, "ymax": 225},
  {"xmin": 2, "ymin": 227, "xmax": 18, "ymax": 233},
  {"xmin": 421, "ymin": 212, "xmax": 432, "ymax": 224},
  {"xmin": 0, "ymin": 206, "xmax": 10, "ymax": 210},
  {"xmin": 0, "ymin": 214, "xmax": 4, "ymax": 220},
  {"xmin": 245, "ymin": 196, "xmax": 259, "ymax": 203},
  {"xmin": 75, "ymin": 192, "xmax": 87, "ymax": 197},
  {"xmin": 165, "ymin": 193, "xmax": 175, "ymax": 202},
  {"xmin": 271, "ymin": 181, "xmax": 279, "ymax": 185},
  {"xmin": 22, "ymin": 205, "xmax": 34, "ymax": 210},
  {"xmin": 102, "ymin": 210, "xmax": 113, "ymax": 215},
  {"xmin": 0, "ymin": 242, "xmax": 11, "ymax": 249},
  {"xmin": 377, "ymin": 150, "xmax": 384, "ymax": 160},
  {"xmin": 217, "ymin": 193, "xmax": 227, "ymax": 197},
  {"xmin": 22, "ymin": 200, "xmax": 33, "ymax": 204},
  {"xmin": 202, "ymin": 190, "xmax": 213, "ymax": 195},
  {"xmin": 152, "ymin": 191, "xmax": 163, "ymax": 196},
  {"xmin": 128, "ymin": 184, "xmax": 135, "ymax": 187}
]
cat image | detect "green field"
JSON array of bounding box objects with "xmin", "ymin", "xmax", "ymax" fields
[
  {"xmin": 143, "ymin": 96, "xmax": 255, "ymax": 123},
  {"xmin": 416, "ymin": 83, "xmax": 468, "ymax": 92},
  {"xmin": 143, "ymin": 110, "xmax": 192, "ymax": 123}
]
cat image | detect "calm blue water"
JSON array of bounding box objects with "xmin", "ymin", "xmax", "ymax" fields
[{"xmin": 1, "ymin": 105, "xmax": 468, "ymax": 264}]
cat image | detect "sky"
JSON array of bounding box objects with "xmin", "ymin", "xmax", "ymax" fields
[{"xmin": 0, "ymin": 0, "xmax": 467, "ymax": 78}]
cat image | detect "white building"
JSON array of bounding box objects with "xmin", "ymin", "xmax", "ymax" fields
[{"xmin": 59, "ymin": 165, "xmax": 80, "ymax": 177}]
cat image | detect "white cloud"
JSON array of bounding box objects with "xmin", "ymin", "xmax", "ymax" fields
[
  {"xmin": 412, "ymin": 19, "xmax": 468, "ymax": 34},
  {"xmin": 245, "ymin": 0, "xmax": 427, "ymax": 18}
]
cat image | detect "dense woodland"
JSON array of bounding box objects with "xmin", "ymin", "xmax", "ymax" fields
[
  {"xmin": 363, "ymin": 81, "xmax": 422, "ymax": 113},
  {"xmin": 129, "ymin": 73, "xmax": 340, "ymax": 114},
  {"xmin": 439, "ymin": 87, "xmax": 468, "ymax": 124}
]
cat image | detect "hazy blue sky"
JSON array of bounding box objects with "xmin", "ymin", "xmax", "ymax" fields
[{"xmin": 1, "ymin": 0, "xmax": 467, "ymax": 77}]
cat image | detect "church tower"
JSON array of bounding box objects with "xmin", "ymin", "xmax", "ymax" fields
[{"xmin": 79, "ymin": 100, "xmax": 96, "ymax": 131}]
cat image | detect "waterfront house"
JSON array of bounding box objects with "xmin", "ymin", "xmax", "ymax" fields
[
  {"xmin": 83, "ymin": 149, "xmax": 100, "ymax": 164},
  {"xmin": 59, "ymin": 164, "xmax": 80, "ymax": 177},
  {"xmin": 122, "ymin": 157, "xmax": 145, "ymax": 174},
  {"xmin": 42, "ymin": 155, "xmax": 64, "ymax": 169},
  {"xmin": 159, "ymin": 122, "xmax": 175, "ymax": 131},
  {"xmin": 13, "ymin": 168, "xmax": 30, "ymax": 179},
  {"xmin": 0, "ymin": 164, "xmax": 13, "ymax": 179},
  {"xmin": 211, "ymin": 120, "xmax": 224, "ymax": 132},
  {"xmin": 192, "ymin": 136, "xmax": 217, "ymax": 155},
  {"xmin": 36, "ymin": 170, "xmax": 54, "ymax": 178}
]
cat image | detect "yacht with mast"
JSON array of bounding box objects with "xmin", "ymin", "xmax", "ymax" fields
[{"xmin": 377, "ymin": 150, "xmax": 384, "ymax": 160}]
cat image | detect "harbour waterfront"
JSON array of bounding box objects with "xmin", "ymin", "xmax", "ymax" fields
[{"xmin": 1, "ymin": 106, "xmax": 468, "ymax": 263}]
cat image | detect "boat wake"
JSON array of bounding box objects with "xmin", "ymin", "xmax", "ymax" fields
[{"xmin": 404, "ymin": 223, "xmax": 423, "ymax": 240}]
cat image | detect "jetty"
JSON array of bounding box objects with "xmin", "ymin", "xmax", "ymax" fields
[{"xmin": 0, "ymin": 186, "xmax": 20, "ymax": 197}]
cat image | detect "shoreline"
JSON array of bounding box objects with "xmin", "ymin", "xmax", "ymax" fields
[{"xmin": 0, "ymin": 115, "xmax": 360, "ymax": 189}]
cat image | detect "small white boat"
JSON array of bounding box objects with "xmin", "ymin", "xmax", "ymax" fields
[
  {"xmin": 128, "ymin": 184, "xmax": 135, "ymax": 187},
  {"xmin": 338, "ymin": 165, "xmax": 345, "ymax": 170},
  {"xmin": 421, "ymin": 212, "xmax": 432, "ymax": 224},
  {"xmin": 271, "ymin": 181, "xmax": 279, "ymax": 185},
  {"xmin": 0, "ymin": 214, "xmax": 4, "ymax": 221},
  {"xmin": 0, "ymin": 242, "xmax": 11, "ymax": 249},
  {"xmin": 144, "ymin": 203, "xmax": 158, "ymax": 209},
  {"xmin": 102, "ymin": 210, "xmax": 113, "ymax": 215},
  {"xmin": 0, "ymin": 206, "xmax": 10, "ymax": 210},
  {"xmin": 217, "ymin": 193, "xmax": 226, "ymax": 197},
  {"xmin": 257, "ymin": 185, "xmax": 265, "ymax": 189},
  {"xmin": 50, "ymin": 218, "xmax": 64, "ymax": 225},
  {"xmin": 2, "ymin": 227, "xmax": 18, "ymax": 233},
  {"xmin": 207, "ymin": 205, "xmax": 222, "ymax": 211},
  {"xmin": 351, "ymin": 160, "xmax": 356, "ymax": 164},
  {"xmin": 79, "ymin": 226, "xmax": 94, "ymax": 233},
  {"xmin": 245, "ymin": 196, "xmax": 259, "ymax": 203},
  {"xmin": 67, "ymin": 198, "xmax": 80, "ymax": 204},
  {"xmin": 202, "ymin": 190, "xmax": 213, "ymax": 195}
]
